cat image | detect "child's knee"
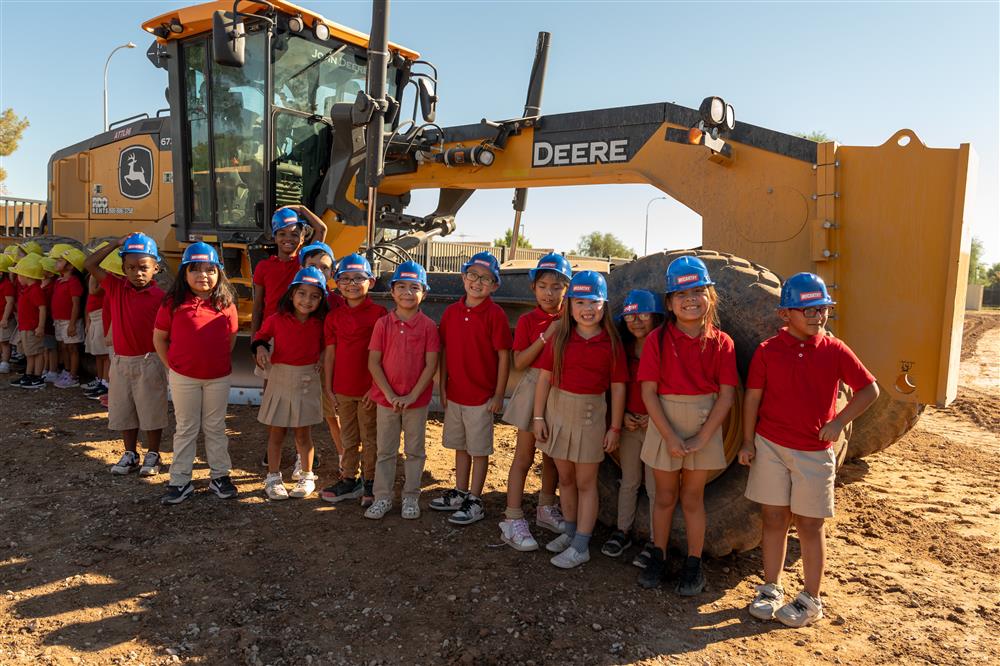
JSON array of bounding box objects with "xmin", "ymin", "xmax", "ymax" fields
[
  {"xmin": 761, "ymin": 504, "xmax": 792, "ymax": 527},
  {"xmin": 793, "ymin": 515, "xmax": 825, "ymax": 534},
  {"xmin": 655, "ymin": 487, "xmax": 679, "ymax": 509}
]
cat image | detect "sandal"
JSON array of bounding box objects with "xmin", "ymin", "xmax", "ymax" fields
[{"xmin": 600, "ymin": 530, "xmax": 632, "ymax": 558}]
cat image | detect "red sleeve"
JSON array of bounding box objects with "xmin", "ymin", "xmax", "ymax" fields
[
  {"xmin": 323, "ymin": 311, "xmax": 337, "ymax": 347},
  {"xmin": 368, "ymin": 316, "xmax": 386, "ymax": 352},
  {"xmin": 252, "ymin": 260, "xmax": 268, "ymax": 287},
  {"xmin": 836, "ymin": 340, "xmax": 877, "ymax": 391},
  {"xmin": 254, "ymin": 314, "xmax": 277, "ymax": 342},
  {"xmin": 491, "ymin": 307, "xmax": 513, "ymax": 350},
  {"xmin": 225, "ymin": 304, "xmax": 239, "ymax": 334},
  {"xmin": 424, "ymin": 318, "xmax": 441, "ymax": 353},
  {"xmin": 438, "ymin": 306, "xmax": 450, "ymax": 346},
  {"xmin": 636, "ymin": 329, "xmax": 662, "ymax": 383},
  {"xmin": 537, "ymin": 339, "xmax": 555, "ymax": 371},
  {"xmin": 512, "ymin": 315, "xmax": 533, "ymax": 352},
  {"xmin": 746, "ymin": 345, "xmax": 767, "ymax": 390},
  {"xmin": 101, "ymin": 274, "xmax": 122, "ymax": 297},
  {"xmin": 611, "ymin": 343, "xmax": 630, "ymax": 383},
  {"xmin": 153, "ymin": 303, "xmax": 173, "ymax": 332},
  {"xmin": 717, "ymin": 333, "xmax": 740, "ymax": 387}
]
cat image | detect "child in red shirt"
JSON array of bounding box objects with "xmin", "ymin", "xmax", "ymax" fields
[
  {"xmin": 253, "ymin": 266, "xmax": 329, "ymax": 501},
  {"xmin": 320, "ymin": 253, "xmax": 387, "ymax": 507},
  {"xmin": 9, "ymin": 254, "xmax": 47, "ymax": 388},
  {"xmin": 740, "ymin": 272, "xmax": 878, "ymax": 627},
  {"xmin": 431, "ymin": 252, "xmax": 512, "ymax": 525},
  {"xmin": 533, "ymin": 271, "xmax": 628, "ymax": 569},
  {"xmin": 364, "ymin": 261, "xmax": 439, "ymax": 521},
  {"xmin": 153, "ymin": 243, "xmax": 240, "ymax": 505},
  {"xmin": 499, "ymin": 254, "xmax": 572, "ymax": 552},
  {"xmin": 637, "ymin": 257, "xmax": 739, "ymax": 594},
  {"xmin": 83, "ymin": 275, "xmax": 110, "ymax": 398},
  {"xmin": 0, "ymin": 256, "xmax": 16, "ymax": 373},
  {"xmin": 51, "ymin": 249, "xmax": 87, "ymax": 388},
  {"xmin": 39, "ymin": 258, "xmax": 60, "ymax": 383},
  {"xmin": 85, "ymin": 234, "xmax": 168, "ymax": 477}
]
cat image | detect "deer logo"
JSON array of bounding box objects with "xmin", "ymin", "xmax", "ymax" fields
[{"xmin": 118, "ymin": 145, "xmax": 153, "ymax": 199}]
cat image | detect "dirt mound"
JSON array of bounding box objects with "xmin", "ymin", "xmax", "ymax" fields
[{"xmin": 960, "ymin": 312, "xmax": 999, "ymax": 360}]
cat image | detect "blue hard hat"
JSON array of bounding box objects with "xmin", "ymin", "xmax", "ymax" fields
[
  {"xmin": 665, "ymin": 256, "xmax": 714, "ymax": 293},
  {"xmin": 181, "ymin": 241, "xmax": 223, "ymax": 267},
  {"xmin": 119, "ymin": 233, "xmax": 161, "ymax": 261},
  {"xmin": 335, "ymin": 253, "xmax": 374, "ymax": 278},
  {"xmin": 290, "ymin": 266, "xmax": 328, "ymax": 295},
  {"xmin": 618, "ymin": 289, "xmax": 664, "ymax": 320},
  {"xmin": 391, "ymin": 260, "xmax": 429, "ymax": 289},
  {"xmin": 567, "ymin": 270, "xmax": 608, "ymax": 301},
  {"xmin": 461, "ymin": 251, "xmax": 501, "ymax": 285},
  {"xmin": 271, "ymin": 208, "xmax": 301, "ymax": 235},
  {"xmin": 779, "ymin": 272, "xmax": 836, "ymax": 309},
  {"xmin": 529, "ymin": 253, "xmax": 573, "ymax": 281},
  {"xmin": 299, "ymin": 242, "xmax": 335, "ymax": 267}
]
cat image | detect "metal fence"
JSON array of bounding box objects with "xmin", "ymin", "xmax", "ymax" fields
[
  {"xmin": 417, "ymin": 241, "xmax": 553, "ymax": 272},
  {"xmin": 1, "ymin": 197, "xmax": 47, "ymax": 237},
  {"xmin": 984, "ymin": 284, "xmax": 1000, "ymax": 308}
]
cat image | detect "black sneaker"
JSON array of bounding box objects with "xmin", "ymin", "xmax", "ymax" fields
[
  {"xmin": 448, "ymin": 496, "xmax": 485, "ymax": 525},
  {"xmin": 208, "ymin": 476, "xmax": 239, "ymax": 499},
  {"xmin": 361, "ymin": 479, "xmax": 375, "ymax": 508},
  {"xmin": 601, "ymin": 530, "xmax": 633, "ymax": 558},
  {"xmin": 161, "ymin": 482, "xmax": 194, "ymax": 505},
  {"xmin": 19, "ymin": 375, "xmax": 45, "ymax": 390},
  {"xmin": 429, "ymin": 488, "xmax": 468, "ymax": 511},
  {"xmin": 9, "ymin": 374, "xmax": 30, "ymax": 387},
  {"xmin": 632, "ymin": 541, "xmax": 655, "ymax": 569},
  {"xmin": 638, "ymin": 547, "xmax": 666, "ymax": 589},
  {"xmin": 675, "ymin": 556, "xmax": 705, "ymax": 596},
  {"xmin": 319, "ymin": 477, "xmax": 363, "ymax": 504},
  {"xmin": 85, "ymin": 383, "xmax": 109, "ymax": 400}
]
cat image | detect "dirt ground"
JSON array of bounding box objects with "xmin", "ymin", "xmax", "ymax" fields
[{"xmin": 1, "ymin": 314, "xmax": 998, "ymax": 666}]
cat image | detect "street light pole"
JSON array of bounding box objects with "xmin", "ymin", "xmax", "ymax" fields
[
  {"xmin": 104, "ymin": 42, "xmax": 136, "ymax": 131},
  {"xmin": 644, "ymin": 196, "xmax": 669, "ymax": 256}
]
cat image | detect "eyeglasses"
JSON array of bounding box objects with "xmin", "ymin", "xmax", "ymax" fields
[
  {"xmin": 336, "ymin": 276, "xmax": 369, "ymax": 286},
  {"xmin": 623, "ymin": 313, "xmax": 654, "ymax": 323},
  {"xmin": 463, "ymin": 272, "xmax": 495, "ymax": 285},
  {"xmin": 792, "ymin": 306, "xmax": 833, "ymax": 318}
]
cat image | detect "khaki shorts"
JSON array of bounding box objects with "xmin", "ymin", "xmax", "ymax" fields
[
  {"xmin": 443, "ymin": 400, "xmax": 495, "ymax": 456},
  {"xmin": 0, "ymin": 318, "xmax": 15, "ymax": 343},
  {"xmin": 745, "ymin": 434, "xmax": 837, "ymax": 519},
  {"xmin": 85, "ymin": 311, "xmax": 109, "ymax": 355},
  {"xmin": 19, "ymin": 330, "xmax": 44, "ymax": 356},
  {"xmin": 501, "ymin": 367, "xmax": 538, "ymax": 431},
  {"xmin": 109, "ymin": 354, "xmax": 168, "ymax": 432},
  {"xmin": 55, "ymin": 319, "xmax": 85, "ymax": 344}
]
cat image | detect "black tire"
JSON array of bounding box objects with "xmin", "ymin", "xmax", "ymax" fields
[
  {"xmin": 846, "ymin": 389, "xmax": 923, "ymax": 460},
  {"xmin": 27, "ymin": 234, "xmax": 83, "ymax": 254}
]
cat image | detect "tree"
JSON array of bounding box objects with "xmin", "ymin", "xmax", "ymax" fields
[
  {"xmin": 0, "ymin": 108, "xmax": 30, "ymax": 184},
  {"xmin": 985, "ymin": 262, "xmax": 1000, "ymax": 287},
  {"xmin": 575, "ymin": 231, "xmax": 634, "ymax": 258},
  {"xmin": 494, "ymin": 228, "xmax": 532, "ymax": 249},
  {"xmin": 969, "ymin": 237, "xmax": 986, "ymax": 285},
  {"xmin": 795, "ymin": 131, "xmax": 831, "ymax": 143}
]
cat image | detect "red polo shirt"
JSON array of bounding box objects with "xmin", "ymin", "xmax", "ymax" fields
[
  {"xmin": 440, "ymin": 296, "xmax": 513, "ymax": 406},
  {"xmin": 328, "ymin": 290, "xmax": 345, "ymax": 312},
  {"xmin": 747, "ymin": 328, "xmax": 876, "ymax": 451},
  {"xmin": 51, "ymin": 276, "xmax": 84, "ymax": 321},
  {"xmin": 253, "ymin": 254, "xmax": 300, "ymax": 321},
  {"xmin": 512, "ymin": 307, "xmax": 561, "ymax": 369},
  {"xmin": 155, "ymin": 297, "xmax": 239, "ymax": 379},
  {"xmin": 254, "ymin": 311, "xmax": 324, "ymax": 366},
  {"xmin": 86, "ymin": 290, "xmax": 104, "ymax": 314},
  {"xmin": 100, "ymin": 274, "xmax": 164, "ymax": 356},
  {"xmin": 0, "ymin": 277, "xmax": 15, "ymax": 311},
  {"xmin": 324, "ymin": 297, "xmax": 387, "ymax": 397},
  {"xmin": 42, "ymin": 281, "xmax": 55, "ymax": 334},
  {"xmin": 367, "ymin": 310, "xmax": 440, "ymax": 408},
  {"xmin": 625, "ymin": 345, "xmax": 647, "ymax": 415},
  {"xmin": 17, "ymin": 282, "xmax": 45, "ymax": 331},
  {"xmin": 538, "ymin": 328, "xmax": 629, "ymax": 395},
  {"xmin": 101, "ymin": 297, "xmax": 112, "ymax": 336},
  {"xmin": 637, "ymin": 323, "xmax": 739, "ymax": 395}
]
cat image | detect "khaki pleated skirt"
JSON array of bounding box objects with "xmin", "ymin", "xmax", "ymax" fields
[
  {"xmin": 257, "ymin": 363, "xmax": 323, "ymax": 428},
  {"xmin": 501, "ymin": 367, "xmax": 539, "ymax": 431},
  {"xmin": 537, "ymin": 387, "xmax": 607, "ymax": 464},
  {"xmin": 641, "ymin": 393, "xmax": 726, "ymax": 472}
]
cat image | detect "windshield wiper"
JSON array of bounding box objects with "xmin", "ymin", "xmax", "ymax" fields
[{"xmin": 284, "ymin": 44, "xmax": 347, "ymax": 85}]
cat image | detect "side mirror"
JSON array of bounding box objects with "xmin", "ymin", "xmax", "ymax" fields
[
  {"xmin": 417, "ymin": 77, "xmax": 437, "ymax": 123},
  {"xmin": 212, "ymin": 11, "xmax": 245, "ymax": 67}
]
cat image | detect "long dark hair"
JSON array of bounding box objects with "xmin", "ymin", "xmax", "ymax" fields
[
  {"xmin": 617, "ymin": 313, "xmax": 665, "ymax": 357},
  {"xmin": 164, "ymin": 263, "xmax": 235, "ymax": 312},
  {"xmin": 277, "ymin": 283, "xmax": 329, "ymax": 321},
  {"xmin": 551, "ymin": 298, "xmax": 622, "ymax": 386}
]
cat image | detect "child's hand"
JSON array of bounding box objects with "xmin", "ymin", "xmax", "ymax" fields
[
  {"xmin": 683, "ymin": 435, "xmax": 706, "ymax": 454},
  {"xmin": 737, "ymin": 440, "xmax": 756, "ymax": 466},
  {"xmin": 668, "ymin": 437, "xmax": 686, "ymax": 458},
  {"xmin": 34, "ymin": 326, "xmax": 44, "ymax": 338},
  {"xmin": 254, "ymin": 346, "xmax": 271, "ymax": 370},
  {"xmin": 489, "ymin": 393, "xmax": 504, "ymax": 414},
  {"xmin": 68, "ymin": 321, "xmax": 78, "ymax": 337},
  {"xmin": 361, "ymin": 394, "xmax": 375, "ymax": 410},
  {"xmin": 0, "ymin": 317, "xmax": 8, "ymax": 328},
  {"xmin": 623, "ymin": 413, "xmax": 640, "ymax": 431},
  {"xmin": 543, "ymin": 319, "xmax": 561, "ymax": 340},
  {"xmin": 818, "ymin": 417, "xmax": 845, "ymax": 442},
  {"xmin": 394, "ymin": 393, "xmax": 416, "ymax": 411},
  {"xmin": 324, "ymin": 387, "xmax": 337, "ymax": 408},
  {"xmin": 116, "ymin": 235, "xmax": 129, "ymax": 247},
  {"xmin": 533, "ymin": 418, "xmax": 548, "ymax": 443},
  {"xmin": 603, "ymin": 429, "xmax": 620, "ymax": 453}
]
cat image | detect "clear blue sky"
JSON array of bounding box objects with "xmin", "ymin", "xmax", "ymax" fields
[{"xmin": 2, "ymin": 0, "xmax": 997, "ymax": 262}]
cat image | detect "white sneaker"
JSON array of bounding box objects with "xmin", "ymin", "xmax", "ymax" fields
[
  {"xmin": 551, "ymin": 546, "xmax": 590, "ymax": 569},
  {"xmin": 448, "ymin": 496, "xmax": 484, "ymax": 525},
  {"xmin": 775, "ymin": 590, "xmax": 824, "ymax": 628},
  {"xmin": 289, "ymin": 472, "xmax": 317, "ymax": 498},
  {"xmin": 499, "ymin": 518, "xmax": 538, "ymax": 552},
  {"xmin": 364, "ymin": 498, "xmax": 393, "ymax": 519},
  {"xmin": 264, "ymin": 473, "xmax": 289, "ymax": 501},
  {"xmin": 291, "ymin": 454, "xmax": 303, "ymax": 481},
  {"xmin": 748, "ymin": 582, "xmax": 786, "ymax": 620},
  {"xmin": 0, "ymin": 362, "xmax": 10, "ymax": 374},
  {"xmin": 545, "ymin": 533, "xmax": 573, "ymax": 553},
  {"xmin": 401, "ymin": 496, "xmax": 421, "ymax": 520},
  {"xmin": 55, "ymin": 373, "xmax": 80, "ymax": 389},
  {"xmin": 138, "ymin": 451, "xmax": 161, "ymax": 476},
  {"xmin": 536, "ymin": 504, "xmax": 566, "ymax": 534},
  {"xmin": 43, "ymin": 371, "xmax": 60, "ymax": 383},
  {"xmin": 110, "ymin": 451, "xmax": 140, "ymax": 475}
]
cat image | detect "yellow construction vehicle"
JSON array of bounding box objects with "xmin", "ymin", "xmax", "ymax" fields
[{"xmin": 10, "ymin": 0, "xmax": 973, "ymax": 554}]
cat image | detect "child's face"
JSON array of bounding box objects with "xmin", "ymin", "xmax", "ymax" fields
[
  {"xmin": 292, "ymin": 284, "xmax": 324, "ymax": 316},
  {"xmin": 624, "ymin": 313, "xmax": 656, "ymax": 339},
  {"xmin": 669, "ymin": 287, "xmax": 709, "ymax": 325},
  {"xmin": 780, "ymin": 306, "xmax": 830, "ymax": 340},
  {"xmin": 391, "ymin": 281, "xmax": 425, "ymax": 310},
  {"xmin": 18, "ymin": 274, "xmax": 37, "ymax": 287},
  {"xmin": 55, "ymin": 258, "xmax": 70, "ymax": 274},
  {"xmin": 122, "ymin": 254, "xmax": 158, "ymax": 288},
  {"xmin": 532, "ymin": 273, "xmax": 568, "ymax": 313},
  {"xmin": 336, "ymin": 271, "xmax": 373, "ymax": 301},
  {"xmin": 185, "ymin": 262, "xmax": 219, "ymax": 296},
  {"xmin": 462, "ymin": 265, "xmax": 497, "ymax": 301},
  {"xmin": 303, "ymin": 252, "xmax": 333, "ymax": 280},
  {"xmin": 571, "ymin": 298, "xmax": 604, "ymax": 327},
  {"xmin": 275, "ymin": 226, "xmax": 303, "ymax": 257}
]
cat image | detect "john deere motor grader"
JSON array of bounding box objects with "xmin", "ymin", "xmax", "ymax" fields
[{"xmin": 27, "ymin": 0, "xmax": 973, "ymax": 554}]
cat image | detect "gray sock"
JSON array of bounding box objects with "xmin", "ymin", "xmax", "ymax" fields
[
  {"xmin": 571, "ymin": 531, "xmax": 591, "ymax": 553},
  {"xmin": 563, "ymin": 521, "xmax": 577, "ymax": 539}
]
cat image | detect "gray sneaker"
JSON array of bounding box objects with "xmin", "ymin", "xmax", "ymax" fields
[
  {"xmin": 551, "ymin": 546, "xmax": 590, "ymax": 569},
  {"xmin": 110, "ymin": 451, "xmax": 140, "ymax": 475},
  {"xmin": 775, "ymin": 590, "xmax": 823, "ymax": 628},
  {"xmin": 748, "ymin": 582, "xmax": 786, "ymax": 620},
  {"xmin": 545, "ymin": 533, "xmax": 573, "ymax": 553},
  {"xmin": 448, "ymin": 496, "xmax": 484, "ymax": 525},
  {"xmin": 138, "ymin": 451, "xmax": 161, "ymax": 477}
]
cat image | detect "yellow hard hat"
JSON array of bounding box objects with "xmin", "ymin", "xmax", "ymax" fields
[
  {"xmin": 4, "ymin": 245, "xmax": 25, "ymax": 261},
  {"xmin": 91, "ymin": 241, "xmax": 126, "ymax": 277},
  {"xmin": 0, "ymin": 255, "xmax": 13, "ymax": 273},
  {"xmin": 40, "ymin": 256, "xmax": 60, "ymax": 275},
  {"xmin": 10, "ymin": 254, "xmax": 45, "ymax": 281},
  {"xmin": 61, "ymin": 247, "xmax": 87, "ymax": 272},
  {"xmin": 48, "ymin": 243, "xmax": 75, "ymax": 259},
  {"xmin": 20, "ymin": 240, "xmax": 43, "ymax": 256}
]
